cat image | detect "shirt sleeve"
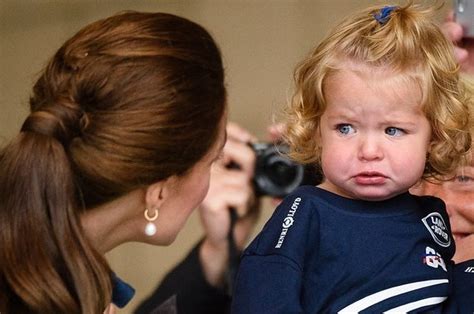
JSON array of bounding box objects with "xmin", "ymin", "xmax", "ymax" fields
[
  {"xmin": 231, "ymin": 253, "xmax": 304, "ymax": 314},
  {"xmin": 231, "ymin": 194, "xmax": 318, "ymax": 314}
]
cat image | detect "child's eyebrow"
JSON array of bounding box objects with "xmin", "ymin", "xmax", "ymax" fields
[{"xmin": 325, "ymin": 110, "xmax": 358, "ymax": 121}]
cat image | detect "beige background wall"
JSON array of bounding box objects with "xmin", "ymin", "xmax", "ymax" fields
[{"xmin": 0, "ymin": 1, "xmax": 451, "ymax": 313}]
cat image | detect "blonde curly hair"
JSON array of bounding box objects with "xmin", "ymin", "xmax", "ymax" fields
[{"xmin": 284, "ymin": 1, "xmax": 472, "ymax": 179}]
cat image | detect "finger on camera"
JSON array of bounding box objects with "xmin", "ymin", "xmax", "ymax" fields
[
  {"xmin": 217, "ymin": 184, "xmax": 255, "ymax": 217},
  {"xmin": 202, "ymin": 191, "xmax": 253, "ymax": 219},
  {"xmin": 199, "ymin": 198, "xmax": 230, "ymax": 217},
  {"xmin": 224, "ymin": 140, "xmax": 256, "ymax": 176},
  {"xmin": 200, "ymin": 190, "xmax": 235, "ymax": 216},
  {"xmin": 233, "ymin": 193, "xmax": 256, "ymax": 218},
  {"xmin": 202, "ymin": 174, "xmax": 253, "ymax": 207},
  {"xmin": 214, "ymin": 170, "xmax": 252, "ymax": 190}
]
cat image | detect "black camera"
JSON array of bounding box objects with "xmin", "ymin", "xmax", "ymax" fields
[{"xmin": 250, "ymin": 142, "xmax": 322, "ymax": 198}]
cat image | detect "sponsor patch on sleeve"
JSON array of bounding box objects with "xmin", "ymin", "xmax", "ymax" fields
[
  {"xmin": 421, "ymin": 212, "xmax": 451, "ymax": 248},
  {"xmin": 275, "ymin": 197, "xmax": 301, "ymax": 248}
]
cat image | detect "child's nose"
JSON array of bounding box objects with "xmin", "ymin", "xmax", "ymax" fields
[{"xmin": 357, "ymin": 135, "xmax": 384, "ymax": 161}]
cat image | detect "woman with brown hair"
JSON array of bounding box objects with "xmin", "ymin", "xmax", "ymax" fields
[{"xmin": 0, "ymin": 11, "xmax": 228, "ymax": 313}]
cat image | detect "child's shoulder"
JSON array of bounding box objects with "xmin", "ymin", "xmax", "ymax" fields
[
  {"xmin": 410, "ymin": 193, "xmax": 447, "ymax": 214},
  {"xmin": 242, "ymin": 186, "xmax": 324, "ymax": 259},
  {"xmin": 273, "ymin": 185, "xmax": 339, "ymax": 219},
  {"xmin": 270, "ymin": 185, "xmax": 323, "ymax": 224},
  {"xmin": 411, "ymin": 193, "xmax": 445, "ymax": 205}
]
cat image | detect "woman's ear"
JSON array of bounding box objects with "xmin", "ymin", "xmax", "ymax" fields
[
  {"xmin": 145, "ymin": 180, "xmax": 165, "ymax": 209},
  {"xmin": 145, "ymin": 176, "xmax": 178, "ymax": 208}
]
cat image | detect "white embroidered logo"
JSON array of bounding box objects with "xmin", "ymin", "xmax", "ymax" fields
[
  {"xmin": 423, "ymin": 246, "xmax": 447, "ymax": 272},
  {"xmin": 275, "ymin": 197, "xmax": 301, "ymax": 248},
  {"xmin": 283, "ymin": 217, "xmax": 294, "ymax": 228},
  {"xmin": 465, "ymin": 267, "xmax": 474, "ymax": 273},
  {"xmin": 421, "ymin": 212, "xmax": 451, "ymax": 247}
]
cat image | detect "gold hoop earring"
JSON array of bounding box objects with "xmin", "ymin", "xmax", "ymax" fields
[{"xmin": 144, "ymin": 208, "xmax": 159, "ymax": 236}]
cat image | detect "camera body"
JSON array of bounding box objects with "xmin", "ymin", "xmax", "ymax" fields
[
  {"xmin": 250, "ymin": 142, "xmax": 322, "ymax": 198},
  {"xmin": 454, "ymin": 0, "xmax": 474, "ymax": 38}
]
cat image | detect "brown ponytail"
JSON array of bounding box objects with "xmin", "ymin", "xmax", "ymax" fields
[
  {"xmin": 0, "ymin": 132, "xmax": 111, "ymax": 313},
  {"xmin": 0, "ymin": 11, "xmax": 226, "ymax": 313}
]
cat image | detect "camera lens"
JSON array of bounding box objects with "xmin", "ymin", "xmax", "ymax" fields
[
  {"xmin": 264, "ymin": 158, "xmax": 299, "ymax": 187},
  {"xmin": 252, "ymin": 143, "xmax": 305, "ymax": 197}
]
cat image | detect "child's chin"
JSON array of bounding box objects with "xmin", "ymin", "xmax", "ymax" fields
[{"xmin": 352, "ymin": 190, "xmax": 398, "ymax": 201}]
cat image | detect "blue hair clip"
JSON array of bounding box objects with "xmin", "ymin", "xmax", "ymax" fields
[{"xmin": 373, "ymin": 6, "xmax": 398, "ymax": 25}]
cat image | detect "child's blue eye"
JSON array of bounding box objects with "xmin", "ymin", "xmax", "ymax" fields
[
  {"xmin": 385, "ymin": 127, "xmax": 404, "ymax": 137},
  {"xmin": 337, "ymin": 124, "xmax": 355, "ymax": 135}
]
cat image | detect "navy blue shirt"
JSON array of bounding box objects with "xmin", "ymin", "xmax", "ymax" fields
[{"xmin": 232, "ymin": 186, "xmax": 456, "ymax": 313}]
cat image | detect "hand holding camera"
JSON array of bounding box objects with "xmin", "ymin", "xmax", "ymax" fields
[
  {"xmin": 199, "ymin": 122, "xmax": 322, "ymax": 287},
  {"xmin": 199, "ymin": 122, "xmax": 259, "ymax": 287},
  {"xmin": 199, "ymin": 122, "xmax": 258, "ymax": 250}
]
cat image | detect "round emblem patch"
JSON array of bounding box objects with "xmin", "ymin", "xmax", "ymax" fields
[
  {"xmin": 282, "ymin": 217, "xmax": 294, "ymax": 228},
  {"xmin": 422, "ymin": 212, "xmax": 451, "ymax": 247}
]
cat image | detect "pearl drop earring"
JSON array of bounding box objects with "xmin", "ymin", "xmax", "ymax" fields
[{"xmin": 144, "ymin": 208, "xmax": 159, "ymax": 236}]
